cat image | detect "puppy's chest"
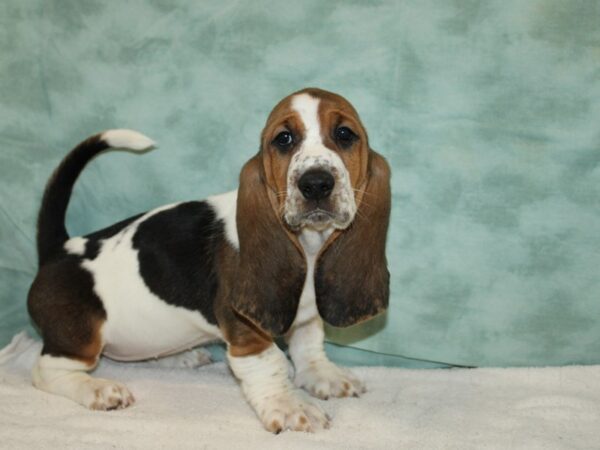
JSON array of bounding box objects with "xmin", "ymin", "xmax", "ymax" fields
[{"xmin": 293, "ymin": 229, "xmax": 332, "ymax": 326}]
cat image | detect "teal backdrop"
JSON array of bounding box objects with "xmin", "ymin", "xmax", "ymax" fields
[{"xmin": 1, "ymin": 0, "xmax": 599, "ymax": 368}]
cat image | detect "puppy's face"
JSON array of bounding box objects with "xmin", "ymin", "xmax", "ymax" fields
[{"xmin": 261, "ymin": 88, "xmax": 370, "ymax": 231}]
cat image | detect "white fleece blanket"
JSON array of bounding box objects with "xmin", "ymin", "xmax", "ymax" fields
[{"xmin": 1, "ymin": 333, "xmax": 599, "ymax": 450}]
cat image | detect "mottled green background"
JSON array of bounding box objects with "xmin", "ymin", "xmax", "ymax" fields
[{"xmin": 1, "ymin": 0, "xmax": 599, "ymax": 367}]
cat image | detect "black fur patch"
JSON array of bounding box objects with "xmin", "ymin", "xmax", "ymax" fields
[
  {"xmin": 83, "ymin": 213, "xmax": 144, "ymax": 259},
  {"xmin": 29, "ymin": 212, "xmax": 147, "ymax": 360},
  {"xmin": 132, "ymin": 202, "xmax": 223, "ymax": 324},
  {"xmin": 37, "ymin": 135, "xmax": 109, "ymax": 265}
]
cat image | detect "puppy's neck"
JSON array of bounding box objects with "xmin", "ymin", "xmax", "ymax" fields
[{"xmin": 298, "ymin": 227, "xmax": 333, "ymax": 259}]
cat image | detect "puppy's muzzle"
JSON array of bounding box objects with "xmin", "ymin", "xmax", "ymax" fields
[{"xmin": 298, "ymin": 169, "xmax": 335, "ymax": 201}]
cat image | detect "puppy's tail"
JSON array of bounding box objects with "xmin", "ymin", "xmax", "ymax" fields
[{"xmin": 36, "ymin": 129, "xmax": 155, "ymax": 266}]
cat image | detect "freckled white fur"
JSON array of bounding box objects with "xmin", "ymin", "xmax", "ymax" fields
[
  {"xmin": 207, "ymin": 190, "xmax": 239, "ymax": 250},
  {"xmin": 64, "ymin": 237, "xmax": 88, "ymax": 256},
  {"xmin": 81, "ymin": 203, "xmax": 222, "ymax": 361},
  {"xmin": 227, "ymin": 343, "xmax": 329, "ymax": 432},
  {"xmin": 285, "ymin": 94, "xmax": 356, "ymax": 229},
  {"xmin": 101, "ymin": 129, "xmax": 155, "ymax": 151}
]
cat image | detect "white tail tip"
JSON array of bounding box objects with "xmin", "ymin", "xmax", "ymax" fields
[{"xmin": 101, "ymin": 129, "xmax": 156, "ymax": 151}]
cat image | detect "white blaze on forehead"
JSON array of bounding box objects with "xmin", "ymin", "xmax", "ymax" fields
[{"xmin": 291, "ymin": 94, "xmax": 321, "ymax": 144}]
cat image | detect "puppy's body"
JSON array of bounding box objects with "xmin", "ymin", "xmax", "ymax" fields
[
  {"xmin": 28, "ymin": 89, "xmax": 391, "ymax": 432},
  {"xmin": 63, "ymin": 195, "xmax": 234, "ymax": 361}
]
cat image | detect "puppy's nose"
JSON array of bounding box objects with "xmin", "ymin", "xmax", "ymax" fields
[{"xmin": 298, "ymin": 169, "xmax": 335, "ymax": 200}]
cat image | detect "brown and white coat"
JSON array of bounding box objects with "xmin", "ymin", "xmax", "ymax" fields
[{"xmin": 28, "ymin": 88, "xmax": 391, "ymax": 433}]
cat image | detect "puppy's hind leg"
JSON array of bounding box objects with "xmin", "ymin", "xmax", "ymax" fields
[
  {"xmin": 150, "ymin": 348, "xmax": 213, "ymax": 369},
  {"xmin": 28, "ymin": 261, "xmax": 134, "ymax": 410},
  {"xmin": 32, "ymin": 354, "xmax": 134, "ymax": 411}
]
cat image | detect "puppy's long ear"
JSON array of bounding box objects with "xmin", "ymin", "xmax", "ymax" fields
[
  {"xmin": 231, "ymin": 156, "xmax": 306, "ymax": 336},
  {"xmin": 315, "ymin": 150, "xmax": 391, "ymax": 327}
]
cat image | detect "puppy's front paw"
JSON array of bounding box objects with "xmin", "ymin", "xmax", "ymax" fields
[
  {"xmin": 257, "ymin": 390, "xmax": 330, "ymax": 433},
  {"xmin": 295, "ymin": 361, "xmax": 366, "ymax": 400},
  {"xmin": 83, "ymin": 378, "xmax": 135, "ymax": 411}
]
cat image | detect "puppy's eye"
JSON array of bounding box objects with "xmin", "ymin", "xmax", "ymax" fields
[
  {"xmin": 334, "ymin": 126, "xmax": 357, "ymax": 147},
  {"xmin": 273, "ymin": 131, "xmax": 294, "ymax": 151}
]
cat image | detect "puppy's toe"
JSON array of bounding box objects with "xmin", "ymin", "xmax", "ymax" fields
[
  {"xmin": 296, "ymin": 361, "xmax": 365, "ymax": 400},
  {"xmin": 85, "ymin": 379, "xmax": 135, "ymax": 411},
  {"xmin": 259, "ymin": 390, "xmax": 330, "ymax": 433}
]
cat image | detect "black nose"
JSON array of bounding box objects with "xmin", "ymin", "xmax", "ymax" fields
[{"xmin": 298, "ymin": 169, "xmax": 335, "ymax": 200}]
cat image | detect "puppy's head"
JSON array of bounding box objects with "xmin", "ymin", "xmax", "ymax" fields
[
  {"xmin": 233, "ymin": 88, "xmax": 390, "ymax": 335},
  {"xmin": 259, "ymin": 88, "xmax": 370, "ymax": 232}
]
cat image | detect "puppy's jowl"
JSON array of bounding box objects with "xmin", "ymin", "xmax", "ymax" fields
[{"xmin": 28, "ymin": 88, "xmax": 391, "ymax": 433}]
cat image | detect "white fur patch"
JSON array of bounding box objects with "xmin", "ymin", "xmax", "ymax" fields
[
  {"xmin": 285, "ymin": 227, "xmax": 365, "ymax": 400},
  {"xmin": 294, "ymin": 228, "xmax": 332, "ymax": 326},
  {"xmin": 227, "ymin": 343, "xmax": 329, "ymax": 433},
  {"xmin": 285, "ymin": 94, "xmax": 356, "ymax": 230},
  {"xmin": 291, "ymin": 94, "xmax": 321, "ymax": 143},
  {"xmin": 207, "ymin": 190, "xmax": 239, "ymax": 250},
  {"xmin": 80, "ymin": 203, "xmax": 222, "ymax": 361},
  {"xmin": 64, "ymin": 237, "xmax": 88, "ymax": 256},
  {"xmin": 101, "ymin": 129, "xmax": 155, "ymax": 151},
  {"xmin": 32, "ymin": 354, "xmax": 135, "ymax": 410}
]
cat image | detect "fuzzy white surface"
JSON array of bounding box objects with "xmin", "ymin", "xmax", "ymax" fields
[{"xmin": 1, "ymin": 332, "xmax": 599, "ymax": 450}]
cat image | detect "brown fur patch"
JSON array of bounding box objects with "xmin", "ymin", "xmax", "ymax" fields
[
  {"xmin": 27, "ymin": 258, "xmax": 106, "ymax": 366},
  {"xmin": 212, "ymin": 240, "xmax": 273, "ymax": 355},
  {"xmin": 228, "ymin": 156, "xmax": 306, "ymax": 336},
  {"xmin": 228, "ymin": 337, "xmax": 272, "ymax": 357},
  {"xmin": 314, "ymin": 151, "xmax": 391, "ymax": 326},
  {"xmin": 76, "ymin": 317, "xmax": 105, "ymax": 366},
  {"xmin": 261, "ymin": 109, "xmax": 306, "ymax": 209},
  {"xmin": 311, "ymin": 87, "xmax": 370, "ymax": 190},
  {"xmin": 271, "ymin": 420, "xmax": 283, "ymax": 433}
]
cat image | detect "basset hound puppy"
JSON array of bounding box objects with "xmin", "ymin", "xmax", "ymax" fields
[{"xmin": 27, "ymin": 88, "xmax": 391, "ymax": 433}]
